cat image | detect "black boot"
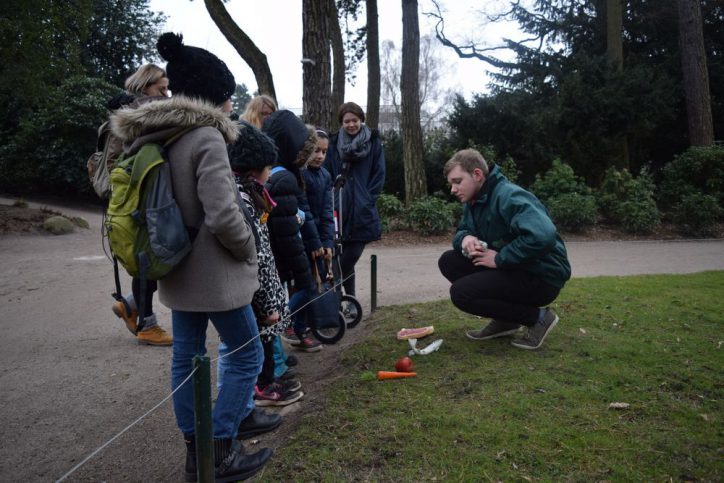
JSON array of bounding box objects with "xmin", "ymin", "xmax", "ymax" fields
[
  {"xmin": 214, "ymin": 438, "xmax": 273, "ymax": 482},
  {"xmin": 184, "ymin": 434, "xmax": 197, "ymax": 482},
  {"xmin": 237, "ymin": 408, "xmax": 283, "ymax": 439}
]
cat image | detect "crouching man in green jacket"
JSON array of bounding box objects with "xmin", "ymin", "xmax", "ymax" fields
[{"xmin": 438, "ymin": 149, "xmax": 571, "ymax": 349}]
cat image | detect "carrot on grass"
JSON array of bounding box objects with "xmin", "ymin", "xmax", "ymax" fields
[{"xmin": 376, "ymin": 371, "xmax": 417, "ymax": 380}]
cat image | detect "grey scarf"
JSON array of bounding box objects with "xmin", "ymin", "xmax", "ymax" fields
[{"xmin": 337, "ymin": 124, "xmax": 372, "ymax": 162}]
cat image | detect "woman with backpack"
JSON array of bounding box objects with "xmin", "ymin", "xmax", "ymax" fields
[
  {"xmin": 324, "ymin": 102, "xmax": 386, "ymax": 297},
  {"xmin": 105, "ymin": 64, "xmax": 173, "ymax": 346},
  {"xmin": 111, "ymin": 33, "xmax": 272, "ymax": 481}
]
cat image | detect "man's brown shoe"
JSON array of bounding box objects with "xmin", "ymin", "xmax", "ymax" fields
[
  {"xmin": 112, "ymin": 300, "xmax": 138, "ymax": 335},
  {"xmin": 137, "ymin": 326, "xmax": 173, "ymax": 346}
]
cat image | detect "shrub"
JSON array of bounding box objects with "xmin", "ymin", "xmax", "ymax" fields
[
  {"xmin": 0, "ymin": 75, "xmax": 120, "ymax": 197},
  {"xmin": 546, "ymin": 192, "xmax": 597, "ymax": 232},
  {"xmin": 405, "ymin": 196, "xmax": 456, "ymax": 235},
  {"xmin": 530, "ymin": 158, "xmax": 597, "ymax": 232},
  {"xmin": 672, "ymin": 193, "xmax": 722, "ymax": 237},
  {"xmin": 449, "ymin": 201, "xmax": 463, "ymax": 226},
  {"xmin": 496, "ymin": 156, "xmax": 521, "ymax": 185},
  {"xmin": 598, "ymin": 167, "xmax": 636, "ymax": 221},
  {"xmin": 597, "ymin": 166, "xmax": 660, "ymax": 233},
  {"xmin": 376, "ymin": 193, "xmax": 405, "ymax": 232},
  {"xmin": 617, "ymin": 199, "xmax": 660, "ymax": 234},
  {"xmin": 657, "ymin": 145, "xmax": 724, "ymax": 215},
  {"xmin": 530, "ymin": 158, "xmax": 593, "ymax": 204}
]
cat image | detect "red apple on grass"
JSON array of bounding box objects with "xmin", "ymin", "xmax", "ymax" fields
[{"xmin": 394, "ymin": 356, "xmax": 414, "ymax": 373}]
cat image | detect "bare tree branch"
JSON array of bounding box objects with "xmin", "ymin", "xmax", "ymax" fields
[
  {"xmin": 424, "ymin": 0, "xmax": 517, "ymax": 69},
  {"xmin": 203, "ymin": 0, "xmax": 276, "ymax": 99}
]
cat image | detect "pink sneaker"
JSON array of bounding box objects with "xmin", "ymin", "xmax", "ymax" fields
[
  {"xmin": 253, "ymin": 383, "xmax": 304, "ymax": 407},
  {"xmin": 294, "ymin": 337, "xmax": 322, "ymax": 352}
]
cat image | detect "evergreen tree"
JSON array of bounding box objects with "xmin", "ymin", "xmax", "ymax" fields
[{"xmin": 443, "ymin": 0, "xmax": 722, "ymax": 184}]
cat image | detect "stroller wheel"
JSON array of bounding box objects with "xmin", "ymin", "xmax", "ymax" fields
[
  {"xmin": 310, "ymin": 313, "xmax": 346, "ymax": 344},
  {"xmin": 341, "ymin": 295, "xmax": 363, "ymax": 328}
]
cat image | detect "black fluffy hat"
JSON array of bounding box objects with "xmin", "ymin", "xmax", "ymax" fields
[
  {"xmin": 228, "ymin": 121, "xmax": 279, "ymax": 173},
  {"xmin": 157, "ymin": 32, "xmax": 235, "ymax": 106}
]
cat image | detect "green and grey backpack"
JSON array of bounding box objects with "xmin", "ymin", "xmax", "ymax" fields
[{"xmin": 104, "ymin": 128, "xmax": 194, "ymax": 281}]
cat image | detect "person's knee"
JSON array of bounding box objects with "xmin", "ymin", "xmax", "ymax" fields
[
  {"xmin": 438, "ymin": 250, "xmax": 458, "ymax": 278},
  {"xmin": 449, "ymin": 283, "xmax": 471, "ymax": 312}
]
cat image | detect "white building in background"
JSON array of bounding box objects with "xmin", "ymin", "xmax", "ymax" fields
[{"xmin": 377, "ymin": 104, "xmax": 449, "ymax": 133}]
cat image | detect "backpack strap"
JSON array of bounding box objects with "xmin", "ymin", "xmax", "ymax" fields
[{"xmin": 158, "ymin": 126, "xmax": 201, "ymax": 243}]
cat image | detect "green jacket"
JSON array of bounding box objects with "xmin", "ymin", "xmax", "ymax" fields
[{"xmin": 452, "ymin": 166, "xmax": 571, "ymax": 288}]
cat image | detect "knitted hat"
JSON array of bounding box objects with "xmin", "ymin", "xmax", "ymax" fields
[
  {"xmin": 228, "ymin": 121, "xmax": 279, "ymax": 173},
  {"xmin": 157, "ymin": 32, "xmax": 235, "ymax": 106}
]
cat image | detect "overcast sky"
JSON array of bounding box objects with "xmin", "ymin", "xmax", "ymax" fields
[{"xmin": 147, "ymin": 0, "xmax": 522, "ymax": 111}]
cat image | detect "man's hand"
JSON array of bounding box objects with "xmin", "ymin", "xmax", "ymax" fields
[
  {"xmin": 311, "ymin": 247, "xmax": 325, "ymax": 259},
  {"xmin": 462, "ymin": 235, "xmax": 486, "ymax": 258},
  {"xmin": 322, "ymin": 247, "xmax": 333, "ymax": 260},
  {"xmin": 472, "ymin": 248, "xmax": 498, "ymax": 268}
]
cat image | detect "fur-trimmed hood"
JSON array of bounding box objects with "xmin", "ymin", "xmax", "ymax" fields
[{"xmin": 110, "ymin": 95, "xmax": 238, "ymax": 145}]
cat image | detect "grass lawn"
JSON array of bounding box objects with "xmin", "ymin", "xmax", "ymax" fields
[{"xmin": 263, "ymin": 272, "xmax": 723, "ymax": 482}]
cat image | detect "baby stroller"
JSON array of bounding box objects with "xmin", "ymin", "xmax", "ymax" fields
[
  {"xmin": 305, "ymin": 255, "xmax": 346, "ymax": 344},
  {"xmin": 332, "ymin": 172, "xmax": 363, "ymax": 329},
  {"xmin": 304, "ymin": 171, "xmax": 363, "ymax": 343}
]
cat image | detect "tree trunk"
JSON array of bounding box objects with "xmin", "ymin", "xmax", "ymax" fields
[
  {"xmin": 400, "ymin": 0, "xmax": 426, "ymax": 204},
  {"xmin": 677, "ymin": 0, "xmax": 714, "ymax": 146},
  {"xmin": 606, "ymin": 0, "xmax": 623, "ymax": 72},
  {"xmin": 203, "ymin": 0, "xmax": 276, "ymax": 99},
  {"xmin": 302, "ymin": 0, "xmax": 332, "ymax": 128},
  {"xmin": 366, "ymin": 0, "xmax": 380, "ymax": 130},
  {"xmin": 606, "ymin": 0, "xmax": 629, "ymax": 169},
  {"xmin": 329, "ymin": 0, "xmax": 345, "ymax": 130}
]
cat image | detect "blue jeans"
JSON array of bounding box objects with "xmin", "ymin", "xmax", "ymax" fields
[
  {"xmin": 172, "ymin": 305, "xmax": 263, "ymax": 439},
  {"xmin": 289, "ymin": 287, "xmax": 314, "ymax": 338}
]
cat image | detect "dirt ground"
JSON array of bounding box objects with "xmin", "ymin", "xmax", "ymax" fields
[{"xmin": 1, "ymin": 197, "xmax": 723, "ymax": 482}]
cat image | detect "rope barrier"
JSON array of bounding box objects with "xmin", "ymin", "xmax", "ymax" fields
[
  {"xmin": 55, "ymin": 367, "xmax": 198, "ymax": 483},
  {"xmin": 55, "ymin": 270, "xmax": 356, "ymax": 481}
]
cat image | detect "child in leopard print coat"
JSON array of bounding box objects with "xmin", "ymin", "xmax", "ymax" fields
[{"xmin": 218, "ymin": 121, "xmax": 304, "ymax": 406}]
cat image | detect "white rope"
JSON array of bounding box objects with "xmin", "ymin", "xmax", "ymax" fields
[
  {"xmin": 55, "ymin": 367, "xmax": 198, "ymax": 483},
  {"xmin": 55, "ymin": 271, "xmax": 358, "ymax": 481}
]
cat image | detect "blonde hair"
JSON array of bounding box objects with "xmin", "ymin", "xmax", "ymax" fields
[
  {"xmin": 124, "ymin": 64, "xmax": 167, "ymax": 96},
  {"xmin": 443, "ymin": 149, "xmax": 489, "ymax": 177},
  {"xmin": 241, "ymin": 95, "xmax": 278, "ymax": 129}
]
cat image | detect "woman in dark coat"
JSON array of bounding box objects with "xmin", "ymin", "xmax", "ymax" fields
[{"xmin": 323, "ymin": 102, "xmax": 386, "ymax": 296}]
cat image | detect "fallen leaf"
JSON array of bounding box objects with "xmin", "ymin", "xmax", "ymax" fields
[
  {"xmin": 608, "ymin": 402, "xmax": 630, "ymax": 410},
  {"xmin": 700, "ymin": 414, "xmax": 709, "ymax": 421},
  {"xmin": 579, "ymin": 328, "xmax": 587, "ymax": 335}
]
